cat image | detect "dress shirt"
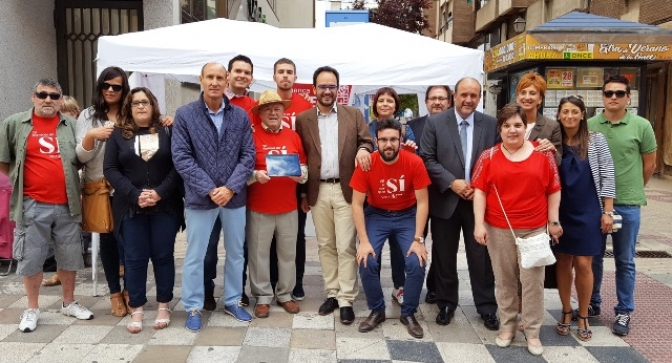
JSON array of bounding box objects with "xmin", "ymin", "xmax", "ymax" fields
[
  {"xmin": 455, "ymin": 108, "xmax": 475, "ymax": 181},
  {"xmin": 317, "ymin": 103, "xmax": 339, "ymax": 179}
]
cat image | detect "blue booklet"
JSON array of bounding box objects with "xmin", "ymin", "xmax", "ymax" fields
[{"xmin": 266, "ymin": 154, "xmax": 301, "ymax": 177}]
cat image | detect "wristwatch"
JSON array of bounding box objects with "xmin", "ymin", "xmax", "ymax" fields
[
  {"xmin": 603, "ymin": 211, "xmax": 615, "ymax": 217},
  {"xmin": 548, "ymin": 221, "xmax": 561, "ymax": 226},
  {"xmin": 414, "ymin": 236, "xmax": 425, "ymax": 244}
]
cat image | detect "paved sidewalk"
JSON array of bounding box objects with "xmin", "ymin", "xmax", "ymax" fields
[{"xmin": 0, "ymin": 176, "xmax": 670, "ymax": 363}]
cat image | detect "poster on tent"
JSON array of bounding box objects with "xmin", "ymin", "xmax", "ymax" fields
[{"xmin": 292, "ymin": 84, "xmax": 353, "ymax": 106}]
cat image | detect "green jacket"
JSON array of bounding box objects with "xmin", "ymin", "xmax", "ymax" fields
[{"xmin": 0, "ymin": 109, "xmax": 81, "ymax": 224}]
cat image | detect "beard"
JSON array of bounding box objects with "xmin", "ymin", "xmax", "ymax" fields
[
  {"xmin": 317, "ymin": 94, "xmax": 335, "ymax": 108},
  {"xmin": 380, "ymin": 147, "xmax": 399, "ymax": 162}
]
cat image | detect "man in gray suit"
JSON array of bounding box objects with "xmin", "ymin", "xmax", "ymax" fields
[{"xmin": 419, "ymin": 77, "xmax": 499, "ymax": 330}]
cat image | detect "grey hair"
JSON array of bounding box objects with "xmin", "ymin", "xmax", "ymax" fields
[{"xmin": 33, "ymin": 78, "xmax": 63, "ymax": 94}]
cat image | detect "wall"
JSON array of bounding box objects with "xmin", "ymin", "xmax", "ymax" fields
[
  {"xmin": 0, "ymin": 0, "xmax": 58, "ymax": 121},
  {"xmin": 277, "ymin": 0, "xmax": 314, "ymax": 28}
]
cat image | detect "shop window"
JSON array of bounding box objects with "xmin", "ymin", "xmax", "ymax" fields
[{"xmin": 182, "ymin": 0, "xmax": 217, "ymax": 23}]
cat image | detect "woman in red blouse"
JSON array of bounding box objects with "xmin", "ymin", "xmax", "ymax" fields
[{"xmin": 471, "ymin": 104, "xmax": 562, "ymax": 356}]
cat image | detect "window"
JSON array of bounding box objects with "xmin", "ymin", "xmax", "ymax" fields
[{"xmin": 182, "ymin": 0, "xmax": 218, "ymax": 23}]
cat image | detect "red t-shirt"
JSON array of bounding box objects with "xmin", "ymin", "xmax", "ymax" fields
[
  {"xmin": 471, "ymin": 145, "xmax": 561, "ymax": 229},
  {"xmin": 229, "ymin": 95, "xmax": 259, "ymax": 125},
  {"xmin": 282, "ymin": 93, "xmax": 313, "ymax": 130},
  {"xmin": 23, "ymin": 114, "xmax": 68, "ymax": 204},
  {"xmin": 349, "ymin": 149, "xmax": 431, "ymax": 211},
  {"xmin": 247, "ymin": 128, "xmax": 307, "ymax": 214}
]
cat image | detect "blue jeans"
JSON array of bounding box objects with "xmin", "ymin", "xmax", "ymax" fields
[
  {"xmin": 204, "ymin": 218, "xmax": 222, "ymax": 292},
  {"xmin": 120, "ymin": 213, "xmax": 179, "ymax": 308},
  {"xmin": 376, "ymin": 235, "xmax": 406, "ymax": 289},
  {"xmin": 591, "ymin": 205, "xmax": 640, "ymax": 314},
  {"xmin": 359, "ymin": 206, "xmax": 425, "ymax": 317},
  {"xmin": 182, "ymin": 207, "xmax": 246, "ymax": 310}
]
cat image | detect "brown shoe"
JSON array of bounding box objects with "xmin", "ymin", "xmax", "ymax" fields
[
  {"xmin": 359, "ymin": 310, "xmax": 386, "ymax": 333},
  {"xmin": 42, "ymin": 274, "xmax": 61, "ymax": 286},
  {"xmin": 122, "ymin": 290, "xmax": 132, "ymax": 315},
  {"xmin": 278, "ymin": 300, "xmax": 300, "ymax": 314},
  {"xmin": 400, "ymin": 314, "xmax": 424, "ymax": 338},
  {"xmin": 119, "ymin": 265, "xmax": 125, "ymax": 278},
  {"xmin": 109, "ymin": 292, "xmax": 127, "ymax": 317},
  {"xmin": 254, "ymin": 304, "xmax": 270, "ymax": 318}
]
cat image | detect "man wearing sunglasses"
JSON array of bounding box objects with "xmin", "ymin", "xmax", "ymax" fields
[
  {"xmin": 0, "ymin": 79, "xmax": 94, "ymax": 333},
  {"xmin": 588, "ymin": 75, "xmax": 657, "ymax": 337}
]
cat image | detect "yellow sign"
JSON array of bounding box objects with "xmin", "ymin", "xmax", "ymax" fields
[{"xmin": 484, "ymin": 34, "xmax": 672, "ymax": 72}]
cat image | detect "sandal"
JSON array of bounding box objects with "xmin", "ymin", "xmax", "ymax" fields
[
  {"xmin": 109, "ymin": 292, "xmax": 127, "ymax": 317},
  {"xmin": 576, "ymin": 315, "xmax": 593, "ymax": 341},
  {"xmin": 556, "ymin": 310, "xmax": 572, "ymax": 336},
  {"xmin": 127, "ymin": 309, "xmax": 144, "ymax": 334},
  {"xmin": 154, "ymin": 307, "xmax": 171, "ymax": 330}
]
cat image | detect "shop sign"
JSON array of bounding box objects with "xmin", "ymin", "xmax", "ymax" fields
[
  {"xmin": 484, "ymin": 33, "xmax": 526, "ymax": 72},
  {"xmin": 597, "ymin": 44, "xmax": 672, "ymax": 60}
]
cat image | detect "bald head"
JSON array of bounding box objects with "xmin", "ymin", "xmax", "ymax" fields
[{"xmin": 201, "ymin": 62, "xmax": 226, "ymax": 76}]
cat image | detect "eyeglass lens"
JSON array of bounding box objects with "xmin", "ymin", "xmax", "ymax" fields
[{"xmin": 35, "ymin": 92, "xmax": 62, "ymax": 100}]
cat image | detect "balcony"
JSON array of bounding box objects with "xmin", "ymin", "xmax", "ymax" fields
[
  {"xmin": 498, "ymin": 0, "xmax": 536, "ymax": 17},
  {"xmin": 476, "ymin": 0, "xmax": 498, "ymax": 32}
]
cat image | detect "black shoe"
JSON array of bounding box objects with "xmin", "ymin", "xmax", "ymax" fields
[
  {"xmin": 318, "ymin": 298, "xmax": 339, "ymax": 316},
  {"xmin": 340, "ymin": 307, "xmax": 355, "ymax": 325},
  {"xmin": 359, "ymin": 310, "xmax": 386, "ymax": 332},
  {"xmin": 400, "ymin": 314, "xmax": 424, "ymax": 338},
  {"xmin": 292, "ymin": 284, "xmax": 305, "ymax": 301},
  {"xmin": 612, "ymin": 313, "xmax": 631, "ymax": 336},
  {"xmin": 203, "ymin": 289, "xmax": 217, "ymax": 311},
  {"xmin": 573, "ymin": 304, "xmax": 600, "ymax": 321},
  {"xmin": 240, "ymin": 292, "xmax": 250, "ymax": 307},
  {"xmin": 424, "ymin": 291, "xmax": 437, "ymax": 304},
  {"xmin": 481, "ymin": 314, "xmax": 500, "ymax": 331},
  {"xmin": 436, "ymin": 306, "xmax": 455, "ymax": 326}
]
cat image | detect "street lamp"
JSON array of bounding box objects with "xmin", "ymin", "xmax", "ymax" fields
[{"xmin": 513, "ymin": 16, "xmax": 526, "ymax": 33}]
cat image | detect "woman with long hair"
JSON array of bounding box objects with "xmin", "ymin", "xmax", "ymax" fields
[
  {"xmin": 104, "ymin": 87, "xmax": 183, "ymax": 333},
  {"xmin": 554, "ymin": 95, "xmax": 615, "ymax": 341}
]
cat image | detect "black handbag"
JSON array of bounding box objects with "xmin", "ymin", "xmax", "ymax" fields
[{"xmin": 544, "ymin": 262, "xmax": 558, "ymax": 289}]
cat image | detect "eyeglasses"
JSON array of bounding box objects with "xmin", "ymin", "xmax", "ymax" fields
[
  {"xmin": 377, "ymin": 137, "xmax": 400, "ymax": 144},
  {"xmin": 317, "ymin": 85, "xmax": 338, "ymax": 91},
  {"xmin": 428, "ymin": 97, "xmax": 449, "ymax": 102},
  {"xmin": 131, "ymin": 101, "xmax": 151, "ymax": 108},
  {"xmin": 603, "ymin": 90, "xmax": 628, "ymax": 98},
  {"xmin": 103, "ymin": 83, "xmax": 124, "ymax": 92},
  {"xmin": 260, "ymin": 106, "xmax": 283, "ymax": 114},
  {"xmin": 35, "ymin": 92, "xmax": 62, "ymax": 100}
]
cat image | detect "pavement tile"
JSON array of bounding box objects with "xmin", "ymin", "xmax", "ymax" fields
[
  {"xmin": 148, "ymin": 324, "xmax": 198, "ymax": 345},
  {"xmin": 435, "ymin": 342, "xmax": 496, "ymax": 363},
  {"xmin": 186, "ymin": 346, "xmax": 241, "ymax": 362},
  {"xmin": 0, "ymin": 295, "xmax": 22, "ymax": 308},
  {"xmin": 0, "ymin": 282, "xmax": 29, "ymax": 295},
  {"xmin": 585, "ymin": 346, "xmax": 650, "ymax": 363},
  {"xmin": 236, "ymin": 346, "xmax": 290, "ymax": 363},
  {"xmin": 99, "ymin": 325, "xmax": 156, "ymax": 344},
  {"xmin": 80, "ymin": 343, "xmax": 144, "ymax": 363},
  {"xmin": 0, "ymin": 308, "xmax": 25, "ymax": 324},
  {"xmin": 290, "ymin": 328, "xmax": 336, "ymax": 349},
  {"xmin": 382, "ymin": 318, "xmax": 434, "ymax": 342},
  {"xmin": 0, "ymin": 342, "xmax": 46, "ymax": 363},
  {"xmin": 539, "ymin": 325, "xmax": 581, "ymax": 347},
  {"xmin": 336, "ymin": 337, "xmax": 391, "ymax": 361},
  {"xmin": 423, "ymin": 309, "xmax": 483, "ymax": 344},
  {"xmin": 292, "ymin": 312, "xmax": 335, "ymax": 330},
  {"xmin": 25, "ymin": 343, "xmax": 96, "ymax": 363},
  {"xmin": 485, "ymin": 344, "xmax": 547, "ymax": 363},
  {"xmin": 3, "ymin": 324, "xmax": 68, "ymax": 343},
  {"xmin": 52, "ymin": 325, "xmax": 115, "ymax": 344},
  {"xmin": 206, "ymin": 310, "xmax": 250, "ymax": 328},
  {"xmin": 574, "ymin": 326, "xmax": 631, "ymax": 347},
  {"xmin": 133, "ymin": 345, "xmax": 193, "ymax": 363},
  {"xmin": 250, "ymin": 309, "xmax": 294, "ymax": 328},
  {"xmin": 194, "ymin": 326, "xmax": 247, "ymax": 346},
  {"xmin": 71, "ymin": 309, "xmax": 123, "ymax": 325},
  {"xmin": 243, "ymin": 327, "xmax": 292, "ymax": 347},
  {"xmin": 335, "ymin": 318, "xmax": 385, "ymax": 339},
  {"xmin": 289, "ymin": 348, "xmax": 338, "ymax": 363},
  {"xmin": 0, "ymin": 323, "xmax": 18, "ymax": 340},
  {"xmin": 8, "ymin": 296, "xmax": 60, "ymax": 309},
  {"xmin": 36, "ymin": 310, "xmax": 79, "ymax": 325},
  {"xmin": 542, "ymin": 346, "xmax": 600, "ymax": 363},
  {"xmin": 386, "ymin": 339, "xmax": 443, "ymax": 363},
  {"xmin": 338, "ymin": 360, "xmax": 391, "ymax": 363}
]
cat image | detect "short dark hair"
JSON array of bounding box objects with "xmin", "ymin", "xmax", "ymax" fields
[
  {"xmin": 424, "ymin": 85, "xmax": 451, "ymax": 101},
  {"xmin": 312, "ymin": 66, "xmax": 339, "ymax": 86},
  {"xmin": 602, "ymin": 75, "xmax": 631, "ymax": 93},
  {"xmin": 92, "ymin": 66, "xmax": 130, "ymax": 122},
  {"xmin": 273, "ymin": 58, "xmax": 296, "ymax": 73},
  {"xmin": 228, "ymin": 55, "xmax": 254, "ymax": 74},
  {"xmin": 497, "ymin": 103, "xmax": 527, "ymax": 132},
  {"xmin": 454, "ymin": 77, "xmax": 481, "ymax": 94},
  {"xmin": 33, "ymin": 78, "xmax": 62, "ymax": 94},
  {"xmin": 375, "ymin": 118, "xmax": 401, "ymax": 138},
  {"xmin": 372, "ymin": 87, "xmax": 401, "ymax": 118}
]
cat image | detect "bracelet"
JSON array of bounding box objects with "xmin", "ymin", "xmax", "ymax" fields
[
  {"xmin": 548, "ymin": 221, "xmax": 561, "ymax": 226},
  {"xmin": 603, "ymin": 211, "xmax": 615, "ymax": 216}
]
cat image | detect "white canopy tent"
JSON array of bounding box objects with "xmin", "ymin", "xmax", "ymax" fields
[{"xmin": 97, "ymin": 18, "xmax": 484, "ymax": 115}]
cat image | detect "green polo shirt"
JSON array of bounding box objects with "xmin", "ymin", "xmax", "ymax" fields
[
  {"xmin": 0, "ymin": 109, "xmax": 81, "ymax": 224},
  {"xmin": 588, "ymin": 112, "xmax": 657, "ymax": 206}
]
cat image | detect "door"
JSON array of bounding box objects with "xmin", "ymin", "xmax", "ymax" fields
[{"xmin": 645, "ymin": 65, "xmax": 666, "ymax": 174}]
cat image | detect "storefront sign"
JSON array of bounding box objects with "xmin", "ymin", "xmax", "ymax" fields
[{"xmin": 485, "ymin": 33, "xmax": 526, "ymax": 72}]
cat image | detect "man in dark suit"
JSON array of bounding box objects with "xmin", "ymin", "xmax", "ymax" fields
[
  {"xmin": 419, "ymin": 77, "xmax": 500, "ymax": 330},
  {"xmin": 407, "ymin": 85, "xmax": 452, "ymax": 304},
  {"xmin": 295, "ymin": 66, "xmax": 373, "ymax": 325}
]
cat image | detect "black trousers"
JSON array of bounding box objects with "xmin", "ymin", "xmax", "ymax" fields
[
  {"xmin": 422, "ymin": 219, "xmax": 436, "ymax": 293},
  {"xmin": 431, "ymin": 199, "xmax": 497, "ymax": 315}
]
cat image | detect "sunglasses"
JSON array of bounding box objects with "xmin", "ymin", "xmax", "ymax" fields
[
  {"xmin": 35, "ymin": 92, "xmax": 62, "ymax": 100},
  {"xmin": 603, "ymin": 90, "xmax": 628, "ymax": 98},
  {"xmin": 103, "ymin": 83, "xmax": 124, "ymax": 92}
]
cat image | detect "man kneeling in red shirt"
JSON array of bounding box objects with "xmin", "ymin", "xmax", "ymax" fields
[{"xmin": 350, "ymin": 118, "xmax": 431, "ymax": 338}]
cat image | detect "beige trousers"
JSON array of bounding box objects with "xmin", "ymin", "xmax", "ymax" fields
[
  {"xmin": 486, "ymin": 224, "xmax": 546, "ymax": 339},
  {"xmin": 247, "ymin": 210, "xmax": 298, "ymax": 304},
  {"xmin": 311, "ymin": 182, "xmax": 358, "ymax": 306}
]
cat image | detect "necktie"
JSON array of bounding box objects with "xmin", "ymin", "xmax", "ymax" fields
[{"xmin": 460, "ymin": 120, "xmax": 468, "ymax": 160}]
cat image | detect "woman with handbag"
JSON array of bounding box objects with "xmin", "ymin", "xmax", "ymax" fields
[
  {"xmin": 104, "ymin": 87, "xmax": 183, "ymax": 333},
  {"xmin": 76, "ymin": 67, "xmax": 130, "ymax": 317},
  {"xmin": 554, "ymin": 96, "xmax": 615, "ymax": 341},
  {"xmin": 472, "ymin": 104, "xmax": 562, "ymax": 356}
]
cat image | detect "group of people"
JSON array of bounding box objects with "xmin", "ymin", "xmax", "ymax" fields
[{"xmin": 0, "ymin": 55, "xmax": 656, "ymax": 353}]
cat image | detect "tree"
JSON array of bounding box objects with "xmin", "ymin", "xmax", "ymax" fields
[{"xmin": 352, "ymin": 0, "xmax": 432, "ymax": 34}]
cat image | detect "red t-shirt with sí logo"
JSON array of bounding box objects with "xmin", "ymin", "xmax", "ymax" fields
[
  {"xmin": 247, "ymin": 128, "xmax": 307, "ymax": 214},
  {"xmin": 23, "ymin": 114, "xmax": 68, "ymax": 204},
  {"xmin": 350, "ymin": 149, "xmax": 431, "ymax": 211},
  {"xmin": 282, "ymin": 93, "xmax": 314, "ymax": 130}
]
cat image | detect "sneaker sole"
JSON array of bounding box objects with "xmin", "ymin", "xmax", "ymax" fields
[
  {"xmin": 185, "ymin": 325, "xmax": 201, "ymax": 332},
  {"xmin": 19, "ymin": 327, "xmax": 36, "ymax": 333},
  {"xmin": 63, "ymin": 314, "xmax": 94, "ymax": 320},
  {"xmin": 292, "ymin": 295, "xmax": 305, "ymax": 301},
  {"xmin": 224, "ymin": 309, "xmax": 252, "ymax": 322}
]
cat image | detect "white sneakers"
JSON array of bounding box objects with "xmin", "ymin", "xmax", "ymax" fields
[
  {"xmin": 392, "ymin": 287, "xmax": 404, "ymax": 305},
  {"xmin": 19, "ymin": 308, "xmax": 40, "ymax": 332},
  {"xmin": 61, "ymin": 301, "xmax": 95, "ymax": 320}
]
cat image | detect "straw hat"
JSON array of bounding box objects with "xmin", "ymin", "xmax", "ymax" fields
[{"xmin": 250, "ymin": 90, "xmax": 292, "ymax": 115}]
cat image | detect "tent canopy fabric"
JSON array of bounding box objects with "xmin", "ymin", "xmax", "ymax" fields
[{"xmin": 97, "ymin": 18, "xmax": 484, "ymax": 89}]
